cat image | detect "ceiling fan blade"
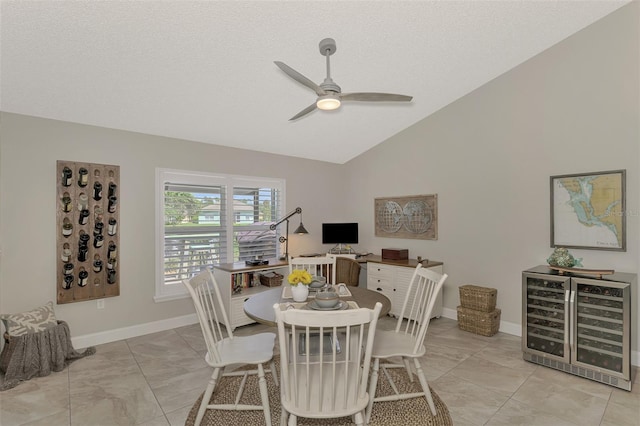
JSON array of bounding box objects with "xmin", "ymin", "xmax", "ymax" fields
[
  {"xmin": 274, "ymin": 61, "xmax": 326, "ymax": 96},
  {"xmin": 289, "ymin": 103, "xmax": 318, "ymax": 121},
  {"xmin": 340, "ymin": 92, "xmax": 413, "ymax": 102}
]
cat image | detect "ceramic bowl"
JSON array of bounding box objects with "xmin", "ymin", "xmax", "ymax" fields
[
  {"xmin": 309, "ymin": 276, "xmax": 327, "ymax": 289},
  {"xmin": 315, "ymin": 291, "xmax": 339, "ymax": 308}
]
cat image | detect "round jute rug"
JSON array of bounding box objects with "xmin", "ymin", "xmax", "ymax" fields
[{"xmin": 185, "ymin": 357, "xmax": 453, "ymax": 426}]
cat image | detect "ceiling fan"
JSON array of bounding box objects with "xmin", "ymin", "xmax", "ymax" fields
[{"xmin": 275, "ymin": 38, "xmax": 413, "ymax": 121}]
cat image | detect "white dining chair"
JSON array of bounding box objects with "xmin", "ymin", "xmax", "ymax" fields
[
  {"xmin": 183, "ymin": 269, "xmax": 277, "ymax": 426},
  {"xmin": 365, "ymin": 264, "xmax": 447, "ymax": 422},
  {"xmin": 289, "ymin": 255, "xmax": 337, "ymax": 285},
  {"xmin": 273, "ymin": 301, "xmax": 382, "ymax": 426}
]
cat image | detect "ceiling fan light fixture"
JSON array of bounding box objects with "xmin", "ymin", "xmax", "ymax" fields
[
  {"xmin": 275, "ymin": 38, "xmax": 412, "ymax": 120},
  {"xmin": 316, "ymin": 94, "xmax": 341, "ymax": 111}
]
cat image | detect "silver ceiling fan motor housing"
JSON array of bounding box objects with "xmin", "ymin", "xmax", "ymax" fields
[{"xmin": 318, "ymin": 38, "xmax": 340, "ymax": 93}]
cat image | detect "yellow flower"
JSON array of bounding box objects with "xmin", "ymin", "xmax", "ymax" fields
[{"xmin": 288, "ymin": 269, "xmax": 312, "ymax": 286}]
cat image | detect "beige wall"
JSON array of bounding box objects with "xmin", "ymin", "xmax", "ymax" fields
[
  {"xmin": 0, "ymin": 3, "xmax": 638, "ymax": 354},
  {"xmin": 343, "ymin": 3, "xmax": 639, "ymax": 346},
  {"xmin": 0, "ymin": 114, "xmax": 344, "ymax": 336}
]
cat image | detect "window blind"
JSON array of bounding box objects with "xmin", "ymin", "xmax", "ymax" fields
[{"xmin": 160, "ymin": 177, "xmax": 283, "ymax": 288}]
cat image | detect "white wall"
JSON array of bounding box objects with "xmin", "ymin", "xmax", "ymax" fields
[
  {"xmin": 344, "ymin": 3, "xmax": 639, "ymax": 353},
  {"xmin": 0, "ymin": 114, "xmax": 343, "ymax": 337}
]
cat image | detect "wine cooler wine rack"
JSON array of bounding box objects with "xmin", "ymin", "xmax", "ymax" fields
[
  {"xmin": 56, "ymin": 160, "xmax": 120, "ymax": 304},
  {"xmin": 522, "ymin": 266, "xmax": 635, "ymax": 391}
]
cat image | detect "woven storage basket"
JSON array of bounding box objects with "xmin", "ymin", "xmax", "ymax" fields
[
  {"xmin": 459, "ymin": 285, "xmax": 497, "ymax": 312},
  {"xmin": 457, "ymin": 306, "xmax": 501, "ymax": 337},
  {"xmin": 259, "ymin": 272, "xmax": 283, "ymax": 287}
]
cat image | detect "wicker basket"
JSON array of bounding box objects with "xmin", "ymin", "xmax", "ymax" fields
[
  {"xmin": 459, "ymin": 285, "xmax": 497, "ymax": 312},
  {"xmin": 457, "ymin": 306, "xmax": 501, "ymax": 337},
  {"xmin": 259, "ymin": 272, "xmax": 283, "ymax": 287}
]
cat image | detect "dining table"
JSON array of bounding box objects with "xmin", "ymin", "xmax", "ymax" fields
[{"xmin": 243, "ymin": 285, "xmax": 391, "ymax": 327}]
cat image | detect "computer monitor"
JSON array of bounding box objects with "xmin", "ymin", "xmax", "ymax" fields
[{"xmin": 322, "ymin": 223, "xmax": 358, "ymax": 245}]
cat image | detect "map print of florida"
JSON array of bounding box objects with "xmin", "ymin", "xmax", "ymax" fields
[{"xmin": 554, "ymin": 172, "xmax": 624, "ymax": 250}]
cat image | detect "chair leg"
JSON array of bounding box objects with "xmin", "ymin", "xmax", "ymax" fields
[
  {"xmin": 280, "ymin": 407, "xmax": 288, "ymax": 426},
  {"xmin": 403, "ymin": 357, "xmax": 414, "ymax": 382},
  {"xmin": 413, "ymin": 358, "xmax": 436, "ymax": 416},
  {"xmin": 213, "ymin": 366, "xmax": 223, "ymax": 383},
  {"xmin": 365, "ymin": 357, "xmax": 380, "ymax": 424},
  {"xmin": 195, "ymin": 367, "xmax": 220, "ymax": 426},
  {"xmin": 353, "ymin": 410, "xmax": 365, "ymax": 425},
  {"xmin": 270, "ymin": 359, "xmax": 278, "ymax": 387},
  {"xmin": 287, "ymin": 414, "xmax": 298, "ymax": 426},
  {"xmin": 257, "ymin": 363, "xmax": 272, "ymax": 426}
]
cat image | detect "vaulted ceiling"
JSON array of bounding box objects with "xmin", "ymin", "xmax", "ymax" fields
[{"xmin": 0, "ymin": 1, "xmax": 629, "ymax": 163}]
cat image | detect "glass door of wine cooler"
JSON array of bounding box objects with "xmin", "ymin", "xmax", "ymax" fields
[
  {"xmin": 571, "ymin": 278, "xmax": 630, "ymax": 378},
  {"xmin": 522, "ymin": 273, "xmax": 570, "ymax": 363}
]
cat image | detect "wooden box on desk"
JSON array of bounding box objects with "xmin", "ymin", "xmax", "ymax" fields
[{"xmin": 381, "ymin": 248, "xmax": 408, "ymax": 260}]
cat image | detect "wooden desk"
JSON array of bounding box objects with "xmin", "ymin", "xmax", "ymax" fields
[
  {"xmin": 297, "ymin": 253, "xmax": 443, "ymax": 269},
  {"xmin": 243, "ymin": 286, "xmax": 391, "ymax": 327},
  {"xmin": 356, "ymin": 254, "xmax": 443, "ymax": 269}
]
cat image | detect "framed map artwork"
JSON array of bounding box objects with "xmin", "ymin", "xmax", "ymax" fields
[
  {"xmin": 550, "ymin": 170, "xmax": 626, "ymax": 251},
  {"xmin": 375, "ymin": 194, "xmax": 437, "ymax": 240}
]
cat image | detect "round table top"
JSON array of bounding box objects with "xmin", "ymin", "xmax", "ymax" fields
[{"xmin": 243, "ymin": 286, "xmax": 391, "ymax": 327}]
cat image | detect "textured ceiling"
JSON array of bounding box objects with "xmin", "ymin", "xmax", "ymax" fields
[{"xmin": 0, "ymin": 1, "xmax": 629, "ymax": 164}]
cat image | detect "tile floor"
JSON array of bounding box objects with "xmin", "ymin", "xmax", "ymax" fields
[{"xmin": 1, "ymin": 316, "xmax": 638, "ymax": 425}]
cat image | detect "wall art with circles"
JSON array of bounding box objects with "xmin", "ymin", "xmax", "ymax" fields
[{"xmin": 374, "ymin": 194, "xmax": 437, "ymax": 240}]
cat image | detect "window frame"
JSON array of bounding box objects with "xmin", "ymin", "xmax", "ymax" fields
[{"xmin": 155, "ymin": 168, "xmax": 285, "ymax": 302}]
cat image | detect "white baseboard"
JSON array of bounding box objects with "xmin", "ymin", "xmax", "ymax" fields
[
  {"xmin": 71, "ymin": 313, "xmax": 198, "ymax": 349},
  {"xmin": 440, "ymin": 307, "xmax": 458, "ymax": 321},
  {"xmin": 441, "ymin": 307, "xmax": 639, "ymax": 367}
]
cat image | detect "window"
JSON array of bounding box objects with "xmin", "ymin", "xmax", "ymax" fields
[{"xmin": 155, "ymin": 168, "xmax": 284, "ymax": 301}]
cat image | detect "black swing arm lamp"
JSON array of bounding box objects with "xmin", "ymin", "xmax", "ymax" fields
[{"xmin": 270, "ymin": 207, "xmax": 308, "ymax": 260}]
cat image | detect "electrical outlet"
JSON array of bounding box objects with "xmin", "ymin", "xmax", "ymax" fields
[{"xmin": 97, "ymin": 299, "xmax": 105, "ymax": 309}]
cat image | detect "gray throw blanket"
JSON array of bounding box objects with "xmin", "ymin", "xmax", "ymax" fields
[{"xmin": 0, "ymin": 320, "xmax": 96, "ymax": 391}]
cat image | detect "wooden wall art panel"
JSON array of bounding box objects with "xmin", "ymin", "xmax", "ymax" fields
[
  {"xmin": 374, "ymin": 194, "xmax": 438, "ymax": 240},
  {"xmin": 56, "ymin": 160, "xmax": 120, "ymax": 304}
]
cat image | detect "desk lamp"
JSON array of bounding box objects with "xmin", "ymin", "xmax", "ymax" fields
[{"xmin": 270, "ymin": 207, "xmax": 308, "ymax": 260}]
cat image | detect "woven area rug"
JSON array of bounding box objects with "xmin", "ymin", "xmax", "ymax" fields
[{"xmin": 185, "ymin": 356, "xmax": 452, "ymax": 426}]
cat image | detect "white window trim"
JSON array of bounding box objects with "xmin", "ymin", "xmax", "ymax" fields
[{"xmin": 154, "ymin": 168, "xmax": 285, "ymax": 302}]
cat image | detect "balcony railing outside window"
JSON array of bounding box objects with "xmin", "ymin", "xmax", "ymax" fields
[{"xmin": 159, "ymin": 173, "xmax": 283, "ymax": 293}]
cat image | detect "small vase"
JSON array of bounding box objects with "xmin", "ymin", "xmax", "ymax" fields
[{"xmin": 290, "ymin": 284, "xmax": 309, "ymax": 302}]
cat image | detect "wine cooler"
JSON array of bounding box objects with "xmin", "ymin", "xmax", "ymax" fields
[{"xmin": 522, "ymin": 265, "xmax": 636, "ymax": 391}]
